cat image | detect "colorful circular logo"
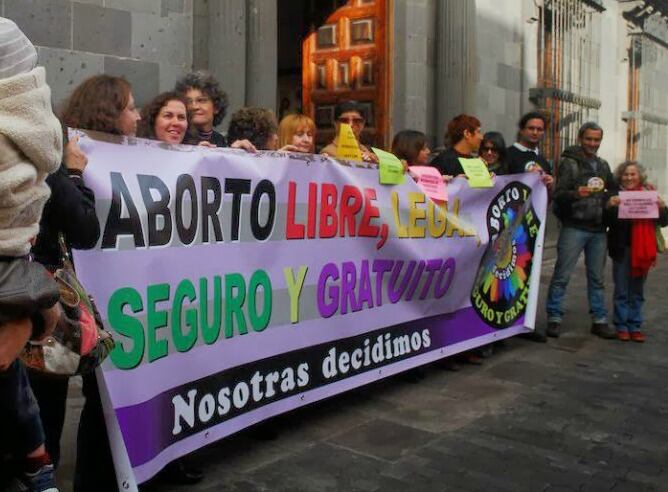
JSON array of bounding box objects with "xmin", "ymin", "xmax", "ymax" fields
[{"xmin": 471, "ymin": 182, "xmax": 541, "ymax": 328}]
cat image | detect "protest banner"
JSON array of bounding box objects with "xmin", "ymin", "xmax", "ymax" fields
[
  {"xmin": 618, "ymin": 190, "xmax": 659, "ymax": 219},
  {"xmin": 71, "ymin": 131, "xmax": 548, "ymax": 490}
]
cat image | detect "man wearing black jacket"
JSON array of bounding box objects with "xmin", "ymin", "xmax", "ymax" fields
[{"xmin": 545, "ymin": 122, "xmax": 616, "ymax": 339}]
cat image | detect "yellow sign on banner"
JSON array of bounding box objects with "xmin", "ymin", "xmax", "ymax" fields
[
  {"xmin": 372, "ymin": 147, "xmax": 405, "ymax": 185},
  {"xmin": 459, "ymin": 158, "xmax": 494, "ymax": 188},
  {"xmin": 335, "ymin": 123, "xmax": 363, "ymax": 161}
]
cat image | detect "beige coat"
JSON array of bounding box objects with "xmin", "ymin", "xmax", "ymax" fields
[{"xmin": 0, "ymin": 67, "xmax": 62, "ymax": 256}]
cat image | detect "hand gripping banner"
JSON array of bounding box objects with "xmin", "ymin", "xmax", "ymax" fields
[{"xmin": 71, "ymin": 131, "xmax": 548, "ymax": 489}]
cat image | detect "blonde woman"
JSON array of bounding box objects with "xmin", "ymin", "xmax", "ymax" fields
[{"xmin": 278, "ymin": 113, "xmax": 316, "ymax": 153}]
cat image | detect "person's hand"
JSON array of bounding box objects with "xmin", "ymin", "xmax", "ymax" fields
[
  {"xmin": 577, "ymin": 186, "xmax": 591, "ymax": 198},
  {"xmin": 279, "ymin": 144, "xmax": 302, "ymax": 153},
  {"xmin": 230, "ymin": 139, "xmax": 257, "ymax": 153},
  {"xmin": 658, "ymin": 196, "xmax": 665, "ymax": 209},
  {"xmin": 198, "ymin": 141, "xmax": 216, "ymax": 148},
  {"xmin": 400, "ymin": 159, "xmax": 408, "ymax": 173},
  {"xmin": 607, "ymin": 196, "xmax": 620, "ymax": 207},
  {"xmin": 541, "ymin": 173, "xmax": 554, "ymax": 188},
  {"xmin": 442, "ymin": 175, "xmax": 454, "ymax": 183},
  {"xmin": 0, "ymin": 318, "xmax": 32, "ymax": 371},
  {"xmin": 362, "ymin": 151, "xmax": 379, "ymax": 164},
  {"xmin": 64, "ymin": 136, "xmax": 88, "ymax": 172}
]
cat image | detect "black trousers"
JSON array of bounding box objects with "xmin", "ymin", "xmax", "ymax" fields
[
  {"xmin": 28, "ymin": 372, "xmax": 68, "ymax": 467},
  {"xmin": 74, "ymin": 373, "xmax": 118, "ymax": 492}
]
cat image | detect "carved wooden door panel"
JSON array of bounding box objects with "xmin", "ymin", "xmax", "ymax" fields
[{"xmin": 302, "ymin": 0, "xmax": 389, "ymax": 150}]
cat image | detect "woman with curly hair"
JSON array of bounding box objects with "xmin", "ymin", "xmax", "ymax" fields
[
  {"xmin": 605, "ymin": 161, "xmax": 668, "ymax": 343},
  {"xmin": 137, "ymin": 91, "xmax": 189, "ymax": 144},
  {"xmin": 175, "ymin": 70, "xmax": 256, "ymax": 152},
  {"xmin": 228, "ymin": 106, "xmax": 280, "ymax": 151}
]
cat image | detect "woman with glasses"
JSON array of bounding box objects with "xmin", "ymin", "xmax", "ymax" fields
[
  {"xmin": 320, "ymin": 100, "xmax": 379, "ymax": 164},
  {"xmin": 480, "ymin": 131, "xmax": 509, "ymax": 175},
  {"xmin": 175, "ymin": 71, "xmax": 256, "ymax": 152}
]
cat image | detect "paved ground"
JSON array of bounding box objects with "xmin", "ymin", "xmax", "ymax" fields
[{"xmin": 56, "ymin": 247, "xmax": 668, "ymax": 491}]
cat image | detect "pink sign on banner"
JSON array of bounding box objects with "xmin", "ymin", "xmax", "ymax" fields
[
  {"xmin": 408, "ymin": 165, "xmax": 448, "ymax": 202},
  {"xmin": 618, "ymin": 190, "xmax": 659, "ymax": 219}
]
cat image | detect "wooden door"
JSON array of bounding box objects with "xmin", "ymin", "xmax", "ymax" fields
[{"xmin": 302, "ymin": 0, "xmax": 389, "ymax": 150}]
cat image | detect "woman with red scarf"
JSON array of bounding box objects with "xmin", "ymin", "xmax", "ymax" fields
[{"xmin": 606, "ymin": 161, "xmax": 668, "ymax": 342}]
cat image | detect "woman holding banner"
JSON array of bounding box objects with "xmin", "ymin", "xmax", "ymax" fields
[
  {"xmin": 391, "ymin": 130, "xmax": 431, "ymax": 167},
  {"xmin": 278, "ymin": 114, "xmax": 316, "ymax": 153},
  {"xmin": 137, "ymin": 92, "xmax": 190, "ymax": 144},
  {"xmin": 38, "ymin": 74, "xmax": 141, "ymax": 492},
  {"xmin": 175, "ymin": 70, "xmax": 256, "ymax": 152},
  {"xmin": 320, "ymin": 100, "xmax": 378, "ymax": 163},
  {"xmin": 606, "ymin": 161, "xmax": 668, "ymax": 343}
]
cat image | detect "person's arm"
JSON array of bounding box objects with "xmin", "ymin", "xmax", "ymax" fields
[
  {"xmin": 553, "ymin": 157, "xmax": 580, "ymax": 207},
  {"xmin": 658, "ymin": 196, "xmax": 668, "ymax": 227},
  {"xmin": 49, "ymin": 167, "xmax": 100, "ymax": 249}
]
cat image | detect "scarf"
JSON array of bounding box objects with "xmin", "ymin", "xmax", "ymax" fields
[{"xmin": 628, "ymin": 184, "xmax": 657, "ymax": 277}]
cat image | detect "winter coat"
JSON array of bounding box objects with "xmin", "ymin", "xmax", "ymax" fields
[
  {"xmin": 553, "ymin": 145, "xmax": 615, "ymax": 232},
  {"xmin": 0, "ymin": 67, "xmax": 62, "ymax": 256}
]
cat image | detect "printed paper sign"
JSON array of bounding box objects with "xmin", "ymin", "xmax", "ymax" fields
[
  {"xmin": 459, "ymin": 158, "xmax": 493, "ymax": 188},
  {"xmin": 373, "ymin": 147, "xmax": 405, "ymax": 185},
  {"xmin": 409, "ymin": 165, "xmax": 448, "ymax": 202},
  {"xmin": 618, "ymin": 190, "xmax": 659, "ymax": 219},
  {"xmin": 335, "ymin": 123, "xmax": 363, "ymax": 161}
]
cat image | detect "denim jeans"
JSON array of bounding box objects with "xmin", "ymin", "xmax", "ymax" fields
[
  {"xmin": 612, "ymin": 247, "xmax": 646, "ymax": 333},
  {"xmin": 546, "ymin": 226, "xmax": 608, "ymax": 323},
  {"xmin": 0, "ymin": 360, "xmax": 45, "ymax": 456}
]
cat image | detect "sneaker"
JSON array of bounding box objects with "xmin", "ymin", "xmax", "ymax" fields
[
  {"xmin": 546, "ymin": 322, "xmax": 561, "ymax": 338},
  {"xmin": 591, "ymin": 322, "xmax": 615, "ymax": 339},
  {"xmin": 616, "ymin": 331, "xmax": 630, "ymax": 342},
  {"xmin": 630, "ymin": 331, "xmax": 645, "ymax": 343},
  {"xmin": 11, "ymin": 464, "xmax": 59, "ymax": 492}
]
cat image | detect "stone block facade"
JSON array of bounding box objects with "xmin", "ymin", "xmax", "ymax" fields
[{"xmin": 1, "ymin": 0, "xmax": 193, "ymax": 108}]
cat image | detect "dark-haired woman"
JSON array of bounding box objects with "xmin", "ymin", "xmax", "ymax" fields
[
  {"xmin": 606, "ymin": 161, "xmax": 668, "ymax": 343},
  {"xmin": 228, "ymin": 106, "xmax": 280, "ymax": 150},
  {"xmin": 137, "ymin": 91, "xmax": 189, "ymax": 144},
  {"xmin": 391, "ymin": 130, "xmax": 431, "ymax": 166},
  {"xmin": 480, "ymin": 132, "xmax": 508, "ymax": 175},
  {"xmin": 136, "ymin": 91, "xmax": 207, "ymax": 485},
  {"xmin": 175, "ymin": 70, "xmax": 256, "ymax": 152},
  {"xmin": 27, "ymin": 74, "xmax": 140, "ymax": 492}
]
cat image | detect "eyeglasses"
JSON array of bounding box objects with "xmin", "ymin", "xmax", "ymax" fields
[
  {"xmin": 187, "ymin": 96, "xmax": 211, "ymax": 106},
  {"xmin": 481, "ymin": 147, "xmax": 499, "ymax": 154},
  {"xmin": 338, "ymin": 117, "xmax": 364, "ymax": 125}
]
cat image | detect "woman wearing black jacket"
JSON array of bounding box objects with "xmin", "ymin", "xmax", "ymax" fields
[
  {"xmin": 28, "ymin": 131, "xmax": 101, "ymax": 469},
  {"xmin": 605, "ymin": 161, "xmax": 668, "ymax": 343}
]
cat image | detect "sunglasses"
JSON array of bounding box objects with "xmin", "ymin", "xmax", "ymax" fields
[
  {"xmin": 338, "ymin": 117, "xmax": 364, "ymax": 125},
  {"xmin": 481, "ymin": 146, "xmax": 499, "ymax": 153}
]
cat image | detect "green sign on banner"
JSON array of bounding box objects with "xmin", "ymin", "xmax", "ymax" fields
[
  {"xmin": 459, "ymin": 158, "xmax": 493, "ymax": 188},
  {"xmin": 373, "ymin": 147, "xmax": 405, "ymax": 185}
]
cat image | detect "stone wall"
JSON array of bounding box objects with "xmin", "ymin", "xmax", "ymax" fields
[{"xmin": 2, "ymin": 0, "xmax": 194, "ymax": 109}]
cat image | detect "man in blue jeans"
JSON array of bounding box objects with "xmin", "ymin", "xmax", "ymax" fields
[{"xmin": 546, "ymin": 122, "xmax": 616, "ymax": 339}]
